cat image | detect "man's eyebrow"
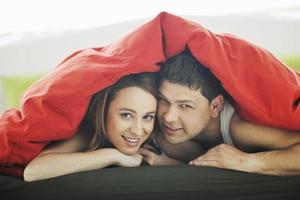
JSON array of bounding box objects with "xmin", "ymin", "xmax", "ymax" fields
[
  {"xmin": 158, "ymin": 91, "xmax": 169, "ymax": 101},
  {"xmin": 158, "ymin": 91, "xmax": 196, "ymax": 105},
  {"xmin": 176, "ymin": 100, "xmax": 196, "ymax": 105},
  {"xmin": 158, "ymin": 91, "xmax": 166, "ymax": 98}
]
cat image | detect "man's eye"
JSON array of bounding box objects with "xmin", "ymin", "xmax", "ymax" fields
[
  {"xmin": 120, "ymin": 113, "xmax": 133, "ymax": 119},
  {"xmin": 180, "ymin": 104, "xmax": 192, "ymax": 109},
  {"xmin": 143, "ymin": 114, "xmax": 155, "ymax": 121}
]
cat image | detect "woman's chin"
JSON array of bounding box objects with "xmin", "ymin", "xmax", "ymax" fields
[{"xmin": 118, "ymin": 146, "xmax": 139, "ymax": 155}]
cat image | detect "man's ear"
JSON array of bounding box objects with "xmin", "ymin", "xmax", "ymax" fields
[{"xmin": 209, "ymin": 95, "xmax": 224, "ymax": 118}]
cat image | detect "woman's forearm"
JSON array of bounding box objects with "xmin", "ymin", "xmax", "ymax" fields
[{"xmin": 23, "ymin": 148, "xmax": 119, "ymax": 182}]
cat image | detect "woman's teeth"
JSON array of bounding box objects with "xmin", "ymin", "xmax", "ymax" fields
[{"xmin": 122, "ymin": 136, "xmax": 140, "ymax": 146}]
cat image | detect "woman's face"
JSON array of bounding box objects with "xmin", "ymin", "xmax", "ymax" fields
[{"xmin": 106, "ymin": 86, "xmax": 157, "ymax": 155}]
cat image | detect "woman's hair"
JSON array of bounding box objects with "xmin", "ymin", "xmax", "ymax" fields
[{"xmin": 79, "ymin": 72, "xmax": 158, "ymax": 151}]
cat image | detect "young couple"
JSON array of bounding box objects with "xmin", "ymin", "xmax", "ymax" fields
[{"xmin": 24, "ymin": 49, "xmax": 300, "ymax": 182}]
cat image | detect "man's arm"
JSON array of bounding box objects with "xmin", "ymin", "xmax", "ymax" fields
[
  {"xmin": 250, "ymin": 142, "xmax": 300, "ymax": 175},
  {"xmin": 232, "ymin": 113, "xmax": 300, "ymax": 175},
  {"xmin": 230, "ymin": 113, "xmax": 300, "ymax": 152},
  {"xmin": 140, "ymin": 132, "xmax": 205, "ymax": 165},
  {"xmin": 190, "ymin": 113, "xmax": 300, "ymax": 176}
]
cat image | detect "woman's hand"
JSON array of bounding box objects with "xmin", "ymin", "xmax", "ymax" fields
[
  {"xmin": 114, "ymin": 150, "xmax": 143, "ymax": 167},
  {"xmin": 139, "ymin": 144, "xmax": 182, "ymax": 165}
]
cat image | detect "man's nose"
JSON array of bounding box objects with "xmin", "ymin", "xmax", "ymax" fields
[{"xmin": 162, "ymin": 105, "xmax": 178, "ymax": 123}]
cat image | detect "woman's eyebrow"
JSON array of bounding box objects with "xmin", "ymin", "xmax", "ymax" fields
[
  {"xmin": 119, "ymin": 108, "xmax": 136, "ymax": 113},
  {"xmin": 119, "ymin": 109, "xmax": 156, "ymax": 115}
]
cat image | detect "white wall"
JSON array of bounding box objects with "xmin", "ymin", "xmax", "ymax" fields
[
  {"xmin": 0, "ymin": 12, "xmax": 299, "ymax": 77},
  {"xmin": 0, "ymin": 20, "xmax": 144, "ymax": 76}
]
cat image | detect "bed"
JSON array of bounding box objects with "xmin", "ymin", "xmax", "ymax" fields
[{"xmin": 1, "ymin": 165, "xmax": 300, "ymax": 200}]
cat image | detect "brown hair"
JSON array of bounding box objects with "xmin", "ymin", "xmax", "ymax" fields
[
  {"xmin": 79, "ymin": 72, "xmax": 158, "ymax": 151},
  {"xmin": 159, "ymin": 48, "xmax": 228, "ymax": 102}
]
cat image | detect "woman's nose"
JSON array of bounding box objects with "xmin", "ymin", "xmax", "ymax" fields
[{"xmin": 130, "ymin": 120, "xmax": 144, "ymax": 137}]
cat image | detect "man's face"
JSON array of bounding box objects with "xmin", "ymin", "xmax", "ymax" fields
[{"xmin": 158, "ymin": 80, "xmax": 212, "ymax": 144}]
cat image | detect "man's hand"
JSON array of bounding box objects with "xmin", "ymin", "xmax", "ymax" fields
[
  {"xmin": 139, "ymin": 144, "xmax": 182, "ymax": 166},
  {"xmin": 189, "ymin": 144, "xmax": 254, "ymax": 173}
]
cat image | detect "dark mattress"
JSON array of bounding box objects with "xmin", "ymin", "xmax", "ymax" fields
[{"xmin": 1, "ymin": 165, "xmax": 300, "ymax": 200}]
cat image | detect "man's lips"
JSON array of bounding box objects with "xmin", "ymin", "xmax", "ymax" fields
[{"xmin": 162, "ymin": 124, "xmax": 183, "ymax": 135}]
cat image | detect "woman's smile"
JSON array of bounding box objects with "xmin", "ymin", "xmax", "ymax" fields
[{"xmin": 122, "ymin": 135, "xmax": 141, "ymax": 147}]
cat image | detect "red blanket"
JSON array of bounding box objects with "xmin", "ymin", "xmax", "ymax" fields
[{"xmin": 1, "ymin": 12, "xmax": 299, "ymax": 177}]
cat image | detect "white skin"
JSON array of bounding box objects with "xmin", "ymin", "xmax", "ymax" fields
[
  {"xmin": 24, "ymin": 86, "xmax": 157, "ymax": 182},
  {"xmin": 105, "ymin": 87, "xmax": 157, "ymax": 155},
  {"xmin": 141, "ymin": 80, "xmax": 300, "ymax": 176},
  {"xmin": 156, "ymin": 81, "xmax": 218, "ymax": 144}
]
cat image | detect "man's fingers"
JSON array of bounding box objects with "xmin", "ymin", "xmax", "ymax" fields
[
  {"xmin": 189, "ymin": 158, "xmax": 221, "ymax": 167},
  {"xmin": 143, "ymin": 144, "xmax": 161, "ymax": 155},
  {"xmin": 139, "ymin": 148, "xmax": 149, "ymax": 157},
  {"xmin": 189, "ymin": 153, "xmax": 219, "ymax": 165},
  {"xmin": 192, "ymin": 160, "xmax": 221, "ymax": 167},
  {"xmin": 140, "ymin": 149, "xmax": 156, "ymax": 165},
  {"xmin": 139, "ymin": 147, "xmax": 156, "ymax": 157},
  {"xmin": 143, "ymin": 144, "xmax": 154, "ymax": 149},
  {"xmin": 143, "ymin": 144, "xmax": 157, "ymax": 152}
]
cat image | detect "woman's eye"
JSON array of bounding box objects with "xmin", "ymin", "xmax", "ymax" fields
[
  {"xmin": 143, "ymin": 115, "xmax": 155, "ymax": 121},
  {"xmin": 120, "ymin": 113, "xmax": 133, "ymax": 119}
]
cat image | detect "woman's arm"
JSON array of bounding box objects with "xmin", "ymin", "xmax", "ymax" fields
[
  {"xmin": 24, "ymin": 132, "xmax": 142, "ymax": 182},
  {"xmin": 24, "ymin": 148, "xmax": 122, "ymax": 182}
]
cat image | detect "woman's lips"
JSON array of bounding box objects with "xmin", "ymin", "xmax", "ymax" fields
[{"xmin": 122, "ymin": 136, "xmax": 140, "ymax": 146}]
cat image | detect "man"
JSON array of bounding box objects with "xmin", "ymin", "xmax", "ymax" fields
[{"xmin": 140, "ymin": 49, "xmax": 300, "ymax": 176}]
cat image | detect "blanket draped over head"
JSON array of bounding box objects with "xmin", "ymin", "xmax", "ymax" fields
[{"xmin": 1, "ymin": 12, "xmax": 299, "ymax": 177}]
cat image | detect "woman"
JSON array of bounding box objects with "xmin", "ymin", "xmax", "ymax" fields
[{"xmin": 23, "ymin": 72, "xmax": 158, "ymax": 182}]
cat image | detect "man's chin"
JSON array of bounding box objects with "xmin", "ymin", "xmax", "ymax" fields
[{"xmin": 164, "ymin": 134, "xmax": 185, "ymax": 144}]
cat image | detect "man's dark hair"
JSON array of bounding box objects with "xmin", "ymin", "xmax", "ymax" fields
[{"xmin": 159, "ymin": 48, "xmax": 227, "ymax": 102}]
